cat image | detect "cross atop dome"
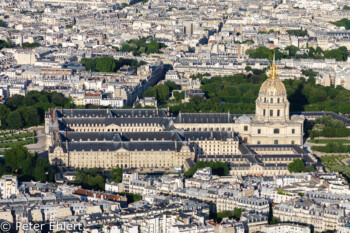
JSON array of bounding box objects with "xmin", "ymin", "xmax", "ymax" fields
[{"xmin": 269, "ymin": 52, "xmax": 278, "ymax": 79}]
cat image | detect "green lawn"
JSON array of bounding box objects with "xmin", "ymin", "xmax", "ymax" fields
[
  {"xmin": 0, "ymin": 131, "xmax": 35, "ymax": 142},
  {"xmin": 310, "ymin": 139, "xmax": 350, "ymax": 144},
  {"xmin": 0, "ymin": 138, "xmax": 36, "ymax": 148},
  {"xmin": 320, "ymin": 155, "xmax": 350, "ymax": 182}
]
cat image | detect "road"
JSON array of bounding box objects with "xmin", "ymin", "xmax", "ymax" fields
[{"xmin": 24, "ymin": 126, "xmax": 48, "ymax": 159}]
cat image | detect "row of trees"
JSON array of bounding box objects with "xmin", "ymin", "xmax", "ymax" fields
[
  {"xmin": 184, "ymin": 161, "xmax": 229, "ymax": 177},
  {"xmin": 22, "ymin": 42, "xmax": 40, "ymax": 48},
  {"xmin": 286, "ymin": 29, "xmax": 308, "ymax": 37},
  {"xmin": 169, "ymin": 71, "xmax": 267, "ymax": 114},
  {"xmin": 330, "ymin": 18, "xmax": 350, "ymax": 30},
  {"xmin": 0, "ymin": 90, "xmax": 73, "ymax": 130},
  {"xmin": 0, "ymin": 19, "xmax": 7, "ymax": 28},
  {"xmin": 246, "ymin": 46, "xmax": 349, "ymax": 61},
  {"xmin": 117, "ymin": 37, "xmax": 166, "ymax": 56},
  {"xmin": 169, "ymin": 69, "xmax": 350, "ymax": 114},
  {"xmin": 287, "ymin": 159, "xmax": 315, "ymax": 173},
  {"xmin": 0, "ymin": 39, "xmax": 11, "ymax": 49},
  {"xmin": 74, "ymin": 167, "xmax": 124, "ymax": 190},
  {"xmin": 143, "ymin": 81, "xmax": 179, "ymax": 103},
  {"xmin": 74, "ymin": 168, "xmax": 106, "ymax": 191},
  {"xmin": 311, "ymin": 142, "xmax": 350, "ymax": 153},
  {"xmin": 215, "ymin": 208, "xmax": 245, "ymax": 222},
  {"xmin": 80, "ymin": 57, "xmax": 147, "ymax": 73},
  {"xmin": 309, "ymin": 115, "xmax": 350, "ymax": 138},
  {"xmin": 1, "ymin": 145, "xmax": 56, "ymax": 182}
]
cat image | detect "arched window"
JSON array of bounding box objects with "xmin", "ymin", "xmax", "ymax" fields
[
  {"xmin": 264, "ymin": 97, "xmax": 266, "ymax": 103},
  {"xmin": 277, "ymin": 98, "xmax": 280, "ymax": 103},
  {"xmin": 274, "ymin": 128, "xmax": 280, "ymax": 134},
  {"xmin": 263, "ymin": 109, "xmax": 266, "ymax": 116},
  {"xmin": 270, "ymin": 98, "xmax": 273, "ymax": 103}
]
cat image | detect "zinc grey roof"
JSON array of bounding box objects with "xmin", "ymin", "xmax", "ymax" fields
[
  {"xmin": 61, "ymin": 117, "xmax": 171, "ymax": 128},
  {"xmin": 66, "ymin": 141, "xmax": 193, "ymax": 152},
  {"xmin": 110, "ymin": 109, "xmax": 167, "ymax": 118},
  {"xmin": 174, "ymin": 113, "xmax": 234, "ymax": 124},
  {"xmin": 180, "ymin": 131, "xmax": 235, "ymax": 141},
  {"xmin": 59, "ymin": 109, "xmax": 110, "ymax": 118}
]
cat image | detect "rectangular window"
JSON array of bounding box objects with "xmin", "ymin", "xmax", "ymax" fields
[
  {"xmin": 258, "ymin": 129, "xmax": 261, "ymax": 134},
  {"xmin": 257, "ymin": 141, "xmax": 261, "ymax": 145},
  {"xmin": 263, "ymin": 109, "xmax": 266, "ymax": 116},
  {"xmin": 270, "ymin": 110, "xmax": 273, "ymax": 116},
  {"xmin": 291, "ymin": 141, "xmax": 295, "ymax": 145},
  {"xmin": 244, "ymin": 126, "xmax": 248, "ymax": 131},
  {"xmin": 277, "ymin": 110, "xmax": 280, "ymax": 117},
  {"xmin": 292, "ymin": 129, "xmax": 295, "ymax": 134}
]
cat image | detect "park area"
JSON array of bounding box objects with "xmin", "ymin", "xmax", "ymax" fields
[
  {"xmin": 0, "ymin": 130, "xmax": 36, "ymax": 148},
  {"xmin": 319, "ymin": 155, "xmax": 350, "ymax": 182}
]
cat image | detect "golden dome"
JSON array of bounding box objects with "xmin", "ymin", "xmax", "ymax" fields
[{"xmin": 258, "ymin": 55, "xmax": 287, "ymax": 96}]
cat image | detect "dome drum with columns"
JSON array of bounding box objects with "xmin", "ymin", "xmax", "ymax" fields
[
  {"xmin": 255, "ymin": 56, "xmax": 290, "ymax": 123},
  {"xmin": 249, "ymin": 54, "xmax": 304, "ymax": 145}
]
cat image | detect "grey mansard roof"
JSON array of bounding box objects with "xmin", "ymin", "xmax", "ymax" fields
[
  {"xmin": 61, "ymin": 117, "xmax": 172, "ymax": 128},
  {"xmin": 62, "ymin": 141, "xmax": 193, "ymax": 152},
  {"xmin": 59, "ymin": 130, "xmax": 236, "ymax": 143},
  {"xmin": 173, "ymin": 113, "xmax": 234, "ymax": 124},
  {"xmin": 56, "ymin": 108, "xmax": 168, "ymax": 119}
]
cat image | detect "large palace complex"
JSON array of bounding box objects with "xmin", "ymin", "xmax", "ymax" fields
[{"xmin": 45, "ymin": 62, "xmax": 350, "ymax": 176}]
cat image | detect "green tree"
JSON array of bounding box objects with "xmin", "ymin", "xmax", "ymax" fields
[
  {"xmin": 6, "ymin": 95, "xmax": 24, "ymax": 110},
  {"xmin": 95, "ymin": 56, "xmax": 116, "ymax": 72},
  {"xmin": 19, "ymin": 107, "xmax": 41, "ymax": 127},
  {"xmin": 155, "ymin": 84, "xmax": 170, "ymax": 103},
  {"xmin": 165, "ymin": 81, "xmax": 178, "ymax": 92},
  {"xmin": 110, "ymin": 167, "xmax": 123, "ymax": 183},
  {"xmin": 245, "ymin": 66, "xmax": 252, "ymax": 71},
  {"xmin": 6, "ymin": 111, "xmax": 23, "ymax": 129},
  {"xmin": 51, "ymin": 92, "xmax": 67, "ymax": 106},
  {"xmin": 147, "ymin": 40, "xmax": 160, "ymax": 54},
  {"xmin": 0, "ymin": 39, "xmax": 11, "ymax": 49},
  {"xmin": 36, "ymin": 157, "xmax": 50, "ymax": 170},
  {"xmin": 4, "ymin": 145, "xmax": 32, "ymax": 172},
  {"xmin": 285, "ymin": 45, "xmax": 299, "ymax": 56},
  {"xmin": 269, "ymin": 217, "xmax": 280, "ymax": 224},
  {"xmin": 233, "ymin": 208, "xmax": 244, "ymax": 220},
  {"xmin": 22, "ymin": 42, "xmax": 40, "ymax": 48},
  {"xmin": 0, "ymin": 105, "xmax": 10, "ymax": 129},
  {"xmin": 0, "ymin": 20, "xmax": 7, "ymax": 28},
  {"xmin": 330, "ymin": 18, "xmax": 350, "ymax": 30},
  {"xmin": 286, "ymin": 30, "xmax": 308, "ymax": 37},
  {"xmin": 216, "ymin": 211, "xmax": 232, "ymax": 222},
  {"xmin": 34, "ymin": 166, "xmax": 47, "ymax": 182},
  {"xmin": 287, "ymin": 159, "xmax": 305, "ymax": 173},
  {"xmin": 80, "ymin": 58, "xmax": 97, "ymax": 71},
  {"xmin": 22, "ymin": 157, "xmax": 35, "ymax": 177}
]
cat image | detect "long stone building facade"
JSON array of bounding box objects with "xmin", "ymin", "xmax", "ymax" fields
[{"xmin": 45, "ymin": 61, "xmax": 325, "ymax": 174}]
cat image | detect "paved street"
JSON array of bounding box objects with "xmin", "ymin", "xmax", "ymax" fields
[{"xmin": 25, "ymin": 126, "xmax": 48, "ymax": 158}]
